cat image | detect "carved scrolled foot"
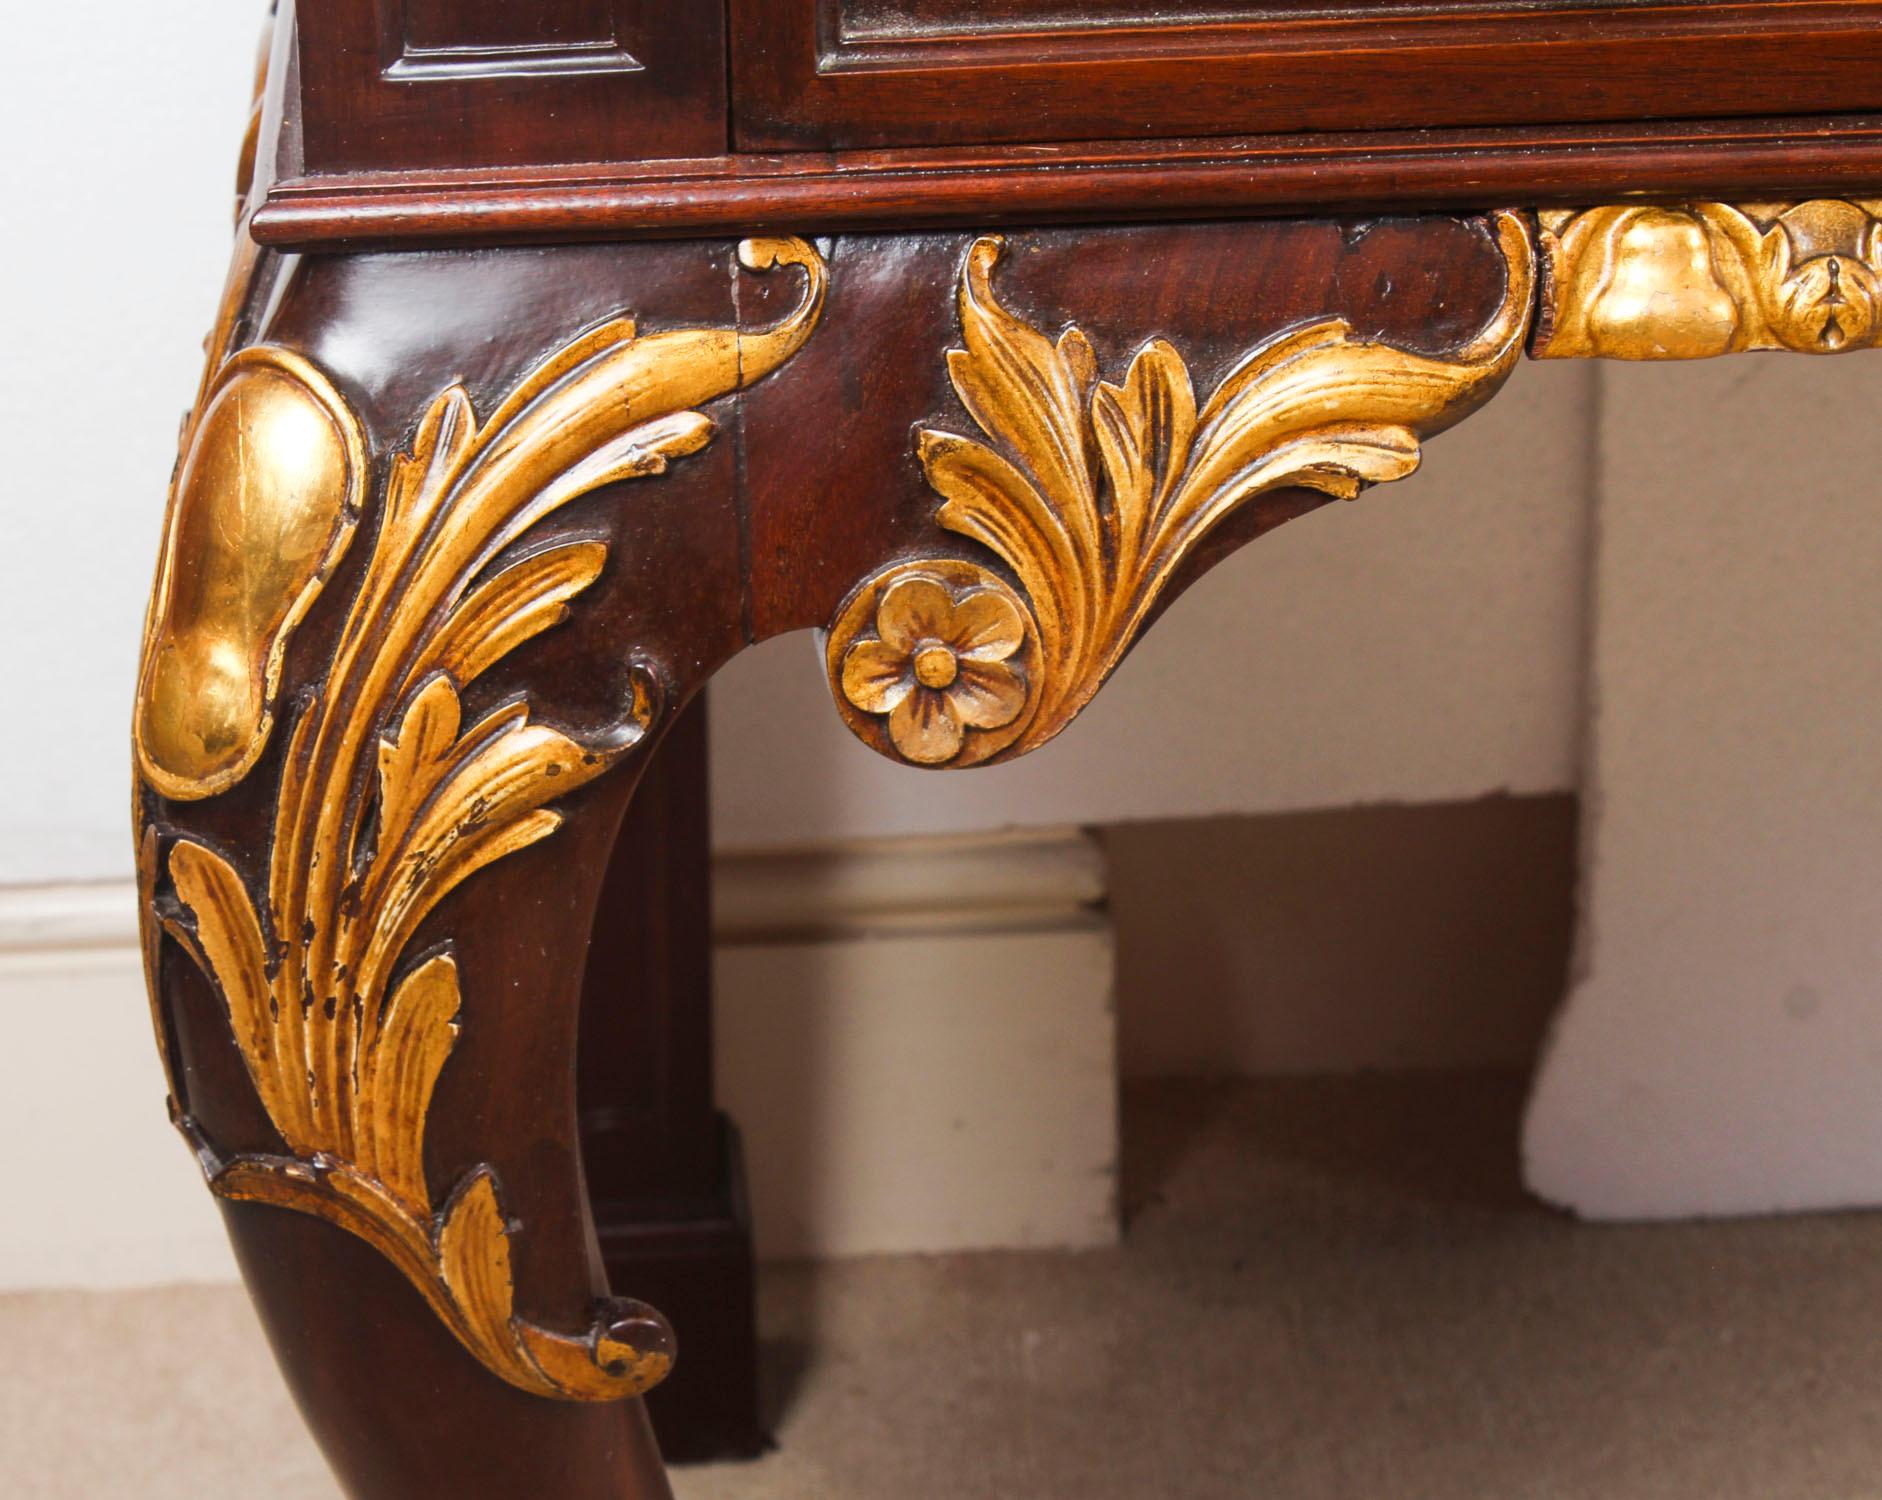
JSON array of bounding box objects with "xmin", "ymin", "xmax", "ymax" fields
[{"xmin": 135, "ymin": 229, "xmax": 825, "ymax": 1495}]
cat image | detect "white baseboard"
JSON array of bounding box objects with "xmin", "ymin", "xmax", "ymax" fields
[
  {"xmin": 0, "ymin": 938, "xmax": 241, "ymax": 1289},
  {"xmin": 720, "ymin": 920, "xmax": 1116, "ymax": 1261},
  {"xmin": 714, "ymin": 826, "xmax": 1106, "ymax": 941},
  {"xmin": 716, "ymin": 827, "xmax": 1117, "ymax": 1261},
  {"xmin": 0, "ymin": 828, "xmax": 1115, "ymax": 1289}
]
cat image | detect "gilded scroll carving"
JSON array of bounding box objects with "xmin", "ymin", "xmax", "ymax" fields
[
  {"xmin": 1536, "ymin": 200, "xmax": 1882, "ymax": 359},
  {"xmin": 139, "ymin": 238, "xmax": 827, "ymax": 1401},
  {"xmin": 828, "ymin": 212, "xmax": 1534, "ymax": 768}
]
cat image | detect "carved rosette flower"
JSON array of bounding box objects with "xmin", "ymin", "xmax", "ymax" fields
[
  {"xmin": 841, "ymin": 571, "xmax": 1031, "ymax": 764},
  {"xmin": 828, "ymin": 558, "xmax": 1042, "ymax": 768}
]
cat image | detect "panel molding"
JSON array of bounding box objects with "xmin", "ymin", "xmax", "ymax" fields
[
  {"xmin": 0, "ymin": 827, "xmax": 1104, "ymax": 960},
  {"xmin": 290, "ymin": 0, "xmax": 727, "ymax": 174},
  {"xmin": 384, "ymin": 0, "xmax": 643, "ymax": 81},
  {"xmin": 254, "ymin": 115, "xmax": 1882, "ymax": 251},
  {"xmin": 384, "ymin": 44, "xmax": 644, "ymax": 82},
  {"xmin": 732, "ymin": 0, "xmax": 1882, "ymax": 152}
]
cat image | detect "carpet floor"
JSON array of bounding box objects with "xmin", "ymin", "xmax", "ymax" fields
[{"xmin": 7, "ymin": 1073, "xmax": 1879, "ymax": 1499}]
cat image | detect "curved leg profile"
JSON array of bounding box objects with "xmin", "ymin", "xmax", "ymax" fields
[
  {"xmin": 133, "ymin": 227, "xmax": 824, "ymax": 1496},
  {"xmin": 135, "ymin": 201, "xmax": 1535, "ymax": 1497}
]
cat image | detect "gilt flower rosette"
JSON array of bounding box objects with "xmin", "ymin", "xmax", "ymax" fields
[{"xmin": 833, "ymin": 562, "xmax": 1037, "ymax": 765}]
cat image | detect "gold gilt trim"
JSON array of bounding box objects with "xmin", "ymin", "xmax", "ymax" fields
[
  {"xmin": 142, "ymin": 238, "xmax": 827, "ymax": 1401},
  {"xmin": 135, "ymin": 346, "xmax": 365, "ymax": 801},
  {"xmin": 827, "ymin": 211, "xmax": 1534, "ymax": 768},
  {"xmin": 1536, "ymin": 200, "xmax": 1882, "ymax": 359}
]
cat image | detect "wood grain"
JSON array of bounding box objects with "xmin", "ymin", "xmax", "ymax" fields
[
  {"xmin": 254, "ymin": 116, "xmax": 1882, "ymax": 250},
  {"xmin": 731, "ymin": 0, "xmax": 1882, "ymax": 150},
  {"xmin": 294, "ymin": 0, "xmax": 728, "ymax": 173}
]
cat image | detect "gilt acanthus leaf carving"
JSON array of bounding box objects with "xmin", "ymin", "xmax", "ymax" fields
[
  {"xmin": 828, "ymin": 213, "xmax": 1534, "ymax": 767},
  {"xmin": 140, "ymin": 238, "xmax": 827, "ymax": 1401}
]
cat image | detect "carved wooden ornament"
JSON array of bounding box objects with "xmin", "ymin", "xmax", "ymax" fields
[
  {"xmin": 1536, "ymin": 200, "xmax": 1882, "ymax": 359},
  {"xmin": 827, "ymin": 211, "xmax": 1535, "ymax": 768},
  {"xmin": 137, "ymin": 239, "xmax": 827, "ymax": 1401},
  {"xmin": 136, "ymin": 347, "xmax": 364, "ymax": 801}
]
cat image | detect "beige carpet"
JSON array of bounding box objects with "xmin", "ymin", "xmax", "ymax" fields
[{"xmin": 8, "ymin": 1074, "xmax": 1881, "ymax": 1499}]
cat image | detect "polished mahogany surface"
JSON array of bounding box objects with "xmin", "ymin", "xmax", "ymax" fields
[
  {"xmin": 730, "ymin": 0, "xmax": 1882, "ymax": 150},
  {"xmin": 168, "ymin": 7, "xmax": 1882, "ymax": 1497},
  {"xmin": 257, "ymin": 0, "xmax": 1882, "ymax": 248},
  {"xmin": 296, "ymin": 0, "xmax": 727, "ymax": 171},
  {"xmin": 153, "ymin": 207, "xmax": 1523, "ymax": 1497}
]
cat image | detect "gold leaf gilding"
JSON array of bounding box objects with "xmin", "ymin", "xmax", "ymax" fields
[
  {"xmin": 1537, "ymin": 200, "xmax": 1882, "ymax": 359},
  {"xmin": 135, "ymin": 348, "xmax": 364, "ymax": 800},
  {"xmin": 145, "ymin": 239, "xmax": 828, "ymax": 1400},
  {"xmin": 830, "ymin": 213, "xmax": 1534, "ymax": 767}
]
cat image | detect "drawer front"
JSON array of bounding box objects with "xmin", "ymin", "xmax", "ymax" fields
[
  {"xmin": 296, "ymin": 0, "xmax": 727, "ymax": 173},
  {"xmin": 730, "ymin": 0, "xmax": 1882, "ymax": 151}
]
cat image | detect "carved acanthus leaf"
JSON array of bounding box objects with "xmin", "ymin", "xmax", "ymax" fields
[
  {"xmin": 829, "ymin": 213, "xmax": 1534, "ymax": 767},
  {"xmin": 148, "ymin": 238, "xmax": 828, "ymax": 1401}
]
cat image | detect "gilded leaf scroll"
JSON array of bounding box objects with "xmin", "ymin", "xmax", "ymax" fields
[
  {"xmin": 828, "ymin": 212, "xmax": 1535, "ymax": 768},
  {"xmin": 142, "ymin": 238, "xmax": 827, "ymax": 1401}
]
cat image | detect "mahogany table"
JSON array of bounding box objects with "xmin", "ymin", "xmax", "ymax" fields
[{"xmin": 132, "ymin": 3, "xmax": 1882, "ymax": 1495}]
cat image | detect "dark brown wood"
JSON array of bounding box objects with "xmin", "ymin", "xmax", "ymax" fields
[
  {"xmin": 730, "ymin": 0, "xmax": 1882, "ymax": 150},
  {"xmin": 292, "ymin": 0, "xmax": 728, "ymax": 174},
  {"xmin": 144, "ymin": 209, "xmax": 1520, "ymax": 1496},
  {"xmin": 147, "ymin": 236, "xmax": 755, "ymax": 1500},
  {"xmin": 593, "ymin": 1125, "xmax": 764, "ymax": 1463},
  {"xmin": 253, "ymin": 0, "xmax": 1882, "ymax": 252},
  {"xmin": 148, "ymin": 4, "xmax": 1882, "ymax": 1494},
  {"xmin": 580, "ymin": 700, "xmax": 717, "ymax": 1205},
  {"xmin": 579, "ymin": 699, "xmax": 765, "ymax": 1462},
  {"xmin": 736, "ymin": 216, "xmax": 1516, "ymax": 640},
  {"xmin": 253, "ymin": 115, "xmax": 1882, "ymax": 250},
  {"xmin": 223, "ymin": 1197, "xmax": 673, "ymax": 1498}
]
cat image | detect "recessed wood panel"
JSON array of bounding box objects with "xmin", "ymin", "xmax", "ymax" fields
[
  {"xmin": 835, "ymin": 0, "xmax": 1668, "ymax": 36},
  {"xmin": 295, "ymin": 0, "xmax": 728, "ymax": 173},
  {"xmin": 399, "ymin": 0, "xmax": 617, "ymax": 52},
  {"xmin": 730, "ymin": 0, "xmax": 1882, "ymax": 150}
]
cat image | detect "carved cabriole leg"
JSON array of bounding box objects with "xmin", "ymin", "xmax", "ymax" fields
[
  {"xmin": 134, "ymin": 233, "xmax": 824, "ymax": 1496},
  {"xmin": 138, "ymin": 207, "xmax": 1537, "ymax": 1494}
]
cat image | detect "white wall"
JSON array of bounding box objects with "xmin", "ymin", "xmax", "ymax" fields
[
  {"xmin": 1, "ymin": 4, "xmax": 257, "ymax": 882},
  {"xmin": 710, "ymin": 360, "xmax": 1596, "ymax": 846},
  {"xmin": 0, "ymin": 5, "xmax": 1597, "ymax": 884},
  {"xmin": 1526, "ymin": 353, "xmax": 1882, "ymax": 1219},
  {"xmin": 0, "ymin": 916, "xmax": 237, "ymax": 1287}
]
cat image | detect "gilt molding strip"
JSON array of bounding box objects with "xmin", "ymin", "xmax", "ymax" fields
[
  {"xmin": 135, "ymin": 238, "xmax": 827, "ymax": 1402},
  {"xmin": 1535, "ymin": 199, "xmax": 1882, "ymax": 359}
]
